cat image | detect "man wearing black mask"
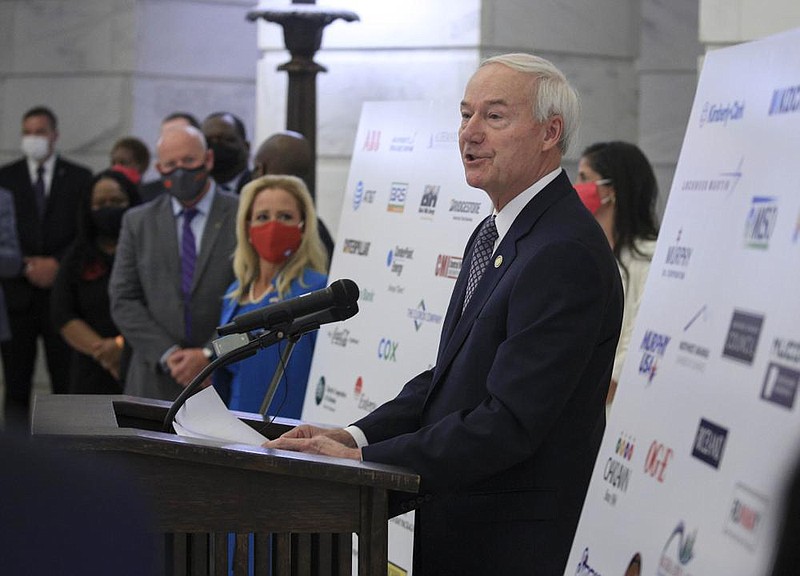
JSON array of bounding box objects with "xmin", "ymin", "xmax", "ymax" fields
[
  {"xmin": 109, "ymin": 125, "xmax": 237, "ymax": 400},
  {"xmin": 201, "ymin": 112, "xmax": 251, "ymax": 195}
]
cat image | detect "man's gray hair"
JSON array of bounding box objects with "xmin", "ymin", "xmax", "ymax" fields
[{"xmin": 481, "ymin": 53, "xmax": 581, "ymax": 155}]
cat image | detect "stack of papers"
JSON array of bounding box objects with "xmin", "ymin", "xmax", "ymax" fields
[{"xmin": 173, "ymin": 386, "xmax": 267, "ymax": 446}]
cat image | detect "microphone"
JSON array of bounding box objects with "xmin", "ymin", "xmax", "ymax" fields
[{"xmin": 216, "ymin": 278, "xmax": 360, "ymax": 336}]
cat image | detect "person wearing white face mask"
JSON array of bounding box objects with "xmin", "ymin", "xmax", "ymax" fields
[{"xmin": 0, "ymin": 106, "xmax": 92, "ymax": 431}]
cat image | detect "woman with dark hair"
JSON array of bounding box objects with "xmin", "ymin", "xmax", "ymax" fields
[
  {"xmin": 575, "ymin": 141, "xmax": 660, "ymax": 408},
  {"xmin": 51, "ymin": 168, "xmax": 141, "ymax": 393}
]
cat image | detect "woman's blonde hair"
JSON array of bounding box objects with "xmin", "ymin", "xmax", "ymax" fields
[{"xmin": 228, "ymin": 175, "xmax": 328, "ymax": 303}]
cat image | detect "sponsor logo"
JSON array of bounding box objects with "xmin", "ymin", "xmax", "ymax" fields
[
  {"xmin": 575, "ymin": 548, "xmax": 602, "ymax": 576},
  {"xmin": 387, "ymin": 246, "xmax": 414, "ymax": 276},
  {"xmin": 377, "ymin": 338, "xmax": 398, "ymax": 362},
  {"xmin": 388, "ymin": 182, "xmax": 409, "ymax": 213},
  {"xmin": 328, "ymin": 326, "xmax": 359, "ymax": 348},
  {"xmin": 342, "ymin": 238, "xmax": 371, "ymax": 256},
  {"xmin": 435, "ymin": 254, "xmax": 462, "ymax": 279},
  {"xmin": 639, "ymin": 330, "xmax": 671, "ymax": 384},
  {"xmin": 644, "ymin": 440, "xmax": 673, "ymax": 483},
  {"xmin": 680, "ymin": 157, "xmax": 743, "ymax": 196},
  {"xmin": 722, "ymin": 309, "xmax": 764, "ymax": 365},
  {"xmin": 352, "ymin": 180, "xmax": 377, "ymax": 210},
  {"xmin": 389, "ymin": 133, "xmax": 416, "ymax": 152},
  {"xmin": 449, "ymin": 198, "xmax": 483, "ymax": 222},
  {"xmin": 700, "ymin": 99, "xmax": 745, "ymax": 127},
  {"xmin": 761, "ymin": 361, "xmax": 800, "ymax": 410},
  {"xmin": 677, "ymin": 305, "xmax": 711, "ymax": 372},
  {"xmin": 744, "ymin": 196, "xmax": 778, "ymax": 249},
  {"xmin": 354, "ymin": 377, "xmax": 379, "ymax": 413},
  {"xmin": 724, "ymin": 483, "xmax": 768, "ymax": 551},
  {"xmin": 427, "ymin": 130, "xmax": 458, "ymax": 149},
  {"xmin": 662, "ymin": 228, "xmax": 693, "ymax": 280},
  {"xmin": 360, "ymin": 287, "xmax": 375, "ymax": 303},
  {"xmin": 418, "ymin": 184, "xmax": 439, "ymax": 217},
  {"xmin": 692, "ymin": 418, "xmax": 728, "ymax": 469},
  {"xmin": 658, "ymin": 521, "xmax": 697, "ymax": 576},
  {"xmin": 314, "ymin": 376, "xmax": 325, "ymax": 405},
  {"xmin": 794, "ymin": 209, "xmax": 800, "ymax": 243},
  {"xmin": 768, "ymin": 84, "xmax": 800, "ymax": 116},
  {"xmin": 363, "ymin": 130, "xmax": 380, "ymax": 151},
  {"xmin": 354, "ymin": 376, "xmax": 363, "ymax": 396},
  {"xmin": 387, "ymin": 284, "xmax": 405, "ymax": 295},
  {"xmin": 408, "ymin": 300, "xmax": 444, "ymax": 332},
  {"xmin": 603, "ymin": 432, "xmax": 635, "ymax": 505},
  {"xmin": 390, "ymin": 515, "xmax": 415, "ymax": 535}
]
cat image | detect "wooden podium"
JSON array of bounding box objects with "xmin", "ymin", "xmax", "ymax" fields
[{"xmin": 30, "ymin": 394, "xmax": 419, "ymax": 576}]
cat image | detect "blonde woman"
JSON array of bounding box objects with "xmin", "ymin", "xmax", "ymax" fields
[{"xmin": 216, "ymin": 175, "xmax": 328, "ymax": 416}]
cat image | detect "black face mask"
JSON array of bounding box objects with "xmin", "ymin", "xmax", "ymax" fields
[
  {"xmin": 209, "ymin": 142, "xmax": 241, "ymax": 177},
  {"xmin": 161, "ymin": 166, "xmax": 208, "ymax": 203},
  {"xmin": 91, "ymin": 206, "xmax": 127, "ymax": 239}
]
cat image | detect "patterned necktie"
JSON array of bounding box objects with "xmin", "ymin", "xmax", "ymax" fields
[
  {"xmin": 463, "ymin": 215, "xmax": 498, "ymax": 310},
  {"xmin": 33, "ymin": 165, "xmax": 46, "ymax": 218},
  {"xmin": 181, "ymin": 208, "xmax": 199, "ymax": 340}
]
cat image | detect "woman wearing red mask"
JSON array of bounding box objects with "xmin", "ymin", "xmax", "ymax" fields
[
  {"xmin": 575, "ymin": 141, "xmax": 660, "ymax": 411},
  {"xmin": 215, "ymin": 175, "xmax": 328, "ymax": 416}
]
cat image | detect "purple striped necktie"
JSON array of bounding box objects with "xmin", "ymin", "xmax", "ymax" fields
[{"xmin": 181, "ymin": 208, "xmax": 199, "ymax": 340}]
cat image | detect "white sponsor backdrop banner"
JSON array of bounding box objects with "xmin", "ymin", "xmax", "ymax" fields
[
  {"xmin": 302, "ymin": 100, "xmax": 491, "ymax": 575},
  {"xmin": 567, "ymin": 28, "xmax": 800, "ymax": 576}
]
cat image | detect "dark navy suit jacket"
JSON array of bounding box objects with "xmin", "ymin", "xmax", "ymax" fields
[{"xmin": 355, "ymin": 171, "xmax": 623, "ymax": 575}]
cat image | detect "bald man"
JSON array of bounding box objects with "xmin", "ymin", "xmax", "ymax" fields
[
  {"xmin": 252, "ymin": 131, "xmax": 334, "ymax": 263},
  {"xmin": 109, "ymin": 125, "xmax": 237, "ymax": 400}
]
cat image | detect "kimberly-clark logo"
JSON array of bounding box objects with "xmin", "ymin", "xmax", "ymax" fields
[
  {"xmin": 724, "ymin": 483, "xmax": 768, "ymax": 552},
  {"xmin": 662, "ymin": 228, "xmax": 693, "ymax": 280},
  {"xmin": 575, "ymin": 548, "xmax": 602, "ymax": 576},
  {"xmin": 435, "ymin": 254, "xmax": 462, "ymax": 279},
  {"xmin": 768, "ymin": 84, "xmax": 800, "ymax": 116},
  {"xmin": 387, "ymin": 246, "xmax": 414, "ymax": 276},
  {"xmin": 700, "ymin": 99, "xmax": 745, "ymax": 127},
  {"xmin": 418, "ymin": 184, "xmax": 439, "ymax": 217},
  {"xmin": 760, "ymin": 336, "xmax": 800, "ymax": 410},
  {"xmin": 407, "ymin": 300, "xmax": 443, "ymax": 332},
  {"xmin": 658, "ymin": 522, "xmax": 697, "ymax": 576},
  {"xmin": 352, "ymin": 180, "xmax": 376, "ymax": 210},
  {"xmin": 744, "ymin": 196, "xmax": 778, "ymax": 249},
  {"xmin": 722, "ymin": 310, "xmax": 764, "ymax": 365},
  {"xmin": 342, "ymin": 238, "xmax": 371, "ymax": 256},
  {"xmin": 639, "ymin": 330, "xmax": 671, "ymax": 384},
  {"xmin": 603, "ymin": 432, "xmax": 634, "ymax": 506},
  {"xmin": 362, "ymin": 130, "xmax": 380, "ymax": 151},
  {"xmin": 388, "ymin": 182, "xmax": 409, "ymax": 213},
  {"xmin": 692, "ymin": 418, "xmax": 728, "ymax": 469}
]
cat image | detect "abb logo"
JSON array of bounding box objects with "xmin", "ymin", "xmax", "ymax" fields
[{"xmin": 644, "ymin": 441, "xmax": 673, "ymax": 482}]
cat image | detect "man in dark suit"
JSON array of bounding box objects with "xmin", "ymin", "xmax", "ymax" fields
[
  {"xmin": 109, "ymin": 124, "xmax": 237, "ymax": 401},
  {"xmin": 139, "ymin": 112, "xmax": 201, "ymax": 203},
  {"xmin": 268, "ymin": 53, "xmax": 623, "ymax": 575},
  {"xmin": 201, "ymin": 112, "xmax": 252, "ymax": 195},
  {"xmin": 0, "ymin": 106, "xmax": 92, "ymax": 427}
]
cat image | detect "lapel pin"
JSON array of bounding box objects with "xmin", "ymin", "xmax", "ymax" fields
[{"xmin": 494, "ymin": 255, "xmax": 503, "ymax": 268}]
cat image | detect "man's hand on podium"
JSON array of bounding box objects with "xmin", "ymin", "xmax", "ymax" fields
[{"xmin": 263, "ymin": 425, "xmax": 362, "ymax": 461}]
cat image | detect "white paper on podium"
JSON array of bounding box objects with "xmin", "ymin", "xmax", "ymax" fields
[{"xmin": 173, "ymin": 386, "xmax": 267, "ymax": 446}]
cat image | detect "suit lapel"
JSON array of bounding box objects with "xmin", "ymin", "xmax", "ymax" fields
[
  {"xmin": 431, "ymin": 173, "xmax": 571, "ymax": 388},
  {"xmin": 155, "ymin": 197, "xmax": 180, "ymax": 294},
  {"xmin": 192, "ymin": 193, "xmax": 231, "ymax": 293}
]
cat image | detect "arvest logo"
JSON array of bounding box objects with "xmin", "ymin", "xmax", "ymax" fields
[
  {"xmin": 722, "ymin": 309, "xmax": 764, "ymax": 365},
  {"xmin": 377, "ymin": 338, "xmax": 398, "ymax": 361},
  {"xmin": 639, "ymin": 330, "xmax": 671, "ymax": 384},
  {"xmin": 388, "ymin": 182, "xmax": 408, "ymax": 213},
  {"xmin": 658, "ymin": 521, "xmax": 697, "ymax": 576},
  {"xmin": 419, "ymin": 185, "xmax": 439, "ymax": 217},
  {"xmin": 724, "ymin": 483, "xmax": 768, "ymax": 551},
  {"xmin": 744, "ymin": 196, "xmax": 778, "ymax": 249},
  {"xmin": 342, "ymin": 238, "xmax": 371, "ymax": 256},
  {"xmin": 768, "ymin": 84, "xmax": 800, "ymax": 116},
  {"xmin": 644, "ymin": 440, "xmax": 673, "ymax": 483},
  {"xmin": 435, "ymin": 254, "xmax": 462, "ymax": 279},
  {"xmin": 363, "ymin": 130, "xmax": 380, "ymax": 151},
  {"xmin": 700, "ymin": 99, "xmax": 745, "ymax": 127},
  {"xmin": 692, "ymin": 418, "xmax": 728, "ymax": 469}
]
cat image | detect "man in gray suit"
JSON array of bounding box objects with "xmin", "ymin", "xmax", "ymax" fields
[{"xmin": 110, "ymin": 125, "xmax": 237, "ymax": 400}]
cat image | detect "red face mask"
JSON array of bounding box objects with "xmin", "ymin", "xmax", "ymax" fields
[
  {"xmin": 574, "ymin": 179, "xmax": 613, "ymax": 214},
  {"xmin": 249, "ymin": 220, "xmax": 303, "ymax": 263}
]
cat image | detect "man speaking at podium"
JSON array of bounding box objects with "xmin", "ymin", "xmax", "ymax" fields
[{"xmin": 268, "ymin": 53, "xmax": 623, "ymax": 575}]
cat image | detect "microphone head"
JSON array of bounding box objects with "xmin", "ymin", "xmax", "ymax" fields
[{"xmin": 330, "ymin": 279, "xmax": 360, "ymax": 306}]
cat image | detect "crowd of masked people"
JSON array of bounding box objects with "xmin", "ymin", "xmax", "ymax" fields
[{"xmin": 0, "ymin": 106, "xmax": 335, "ymax": 433}]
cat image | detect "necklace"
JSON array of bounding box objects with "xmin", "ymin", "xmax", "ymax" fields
[{"xmin": 248, "ymin": 281, "xmax": 271, "ymax": 304}]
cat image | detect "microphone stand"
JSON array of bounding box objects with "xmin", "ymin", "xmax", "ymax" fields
[
  {"xmin": 258, "ymin": 335, "xmax": 301, "ymax": 417},
  {"xmin": 162, "ymin": 326, "xmax": 289, "ymax": 433}
]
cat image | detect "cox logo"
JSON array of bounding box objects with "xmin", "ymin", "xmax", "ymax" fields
[
  {"xmin": 377, "ymin": 338, "xmax": 398, "ymax": 362},
  {"xmin": 644, "ymin": 440, "xmax": 673, "ymax": 483}
]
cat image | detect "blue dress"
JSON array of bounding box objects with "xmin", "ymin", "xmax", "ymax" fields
[{"xmin": 214, "ymin": 269, "xmax": 328, "ymax": 417}]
